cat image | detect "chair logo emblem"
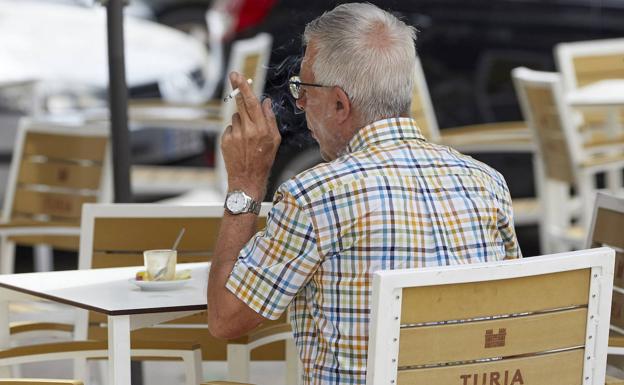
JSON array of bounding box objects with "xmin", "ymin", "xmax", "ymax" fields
[
  {"xmin": 484, "ymin": 328, "xmax": 506, "ymax": 348},
  {"xmin": 57, "ymin": 168, "xmax": 69, "ymax": 183}
]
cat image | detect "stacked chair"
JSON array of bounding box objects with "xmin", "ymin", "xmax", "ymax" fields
[
  {"xmin": 586, "ymin": 193, "xmax": 624, "ymax": 377},
  {"xmin": 512, "ymin": 67, "xmax": 624, "ymax": 253}
]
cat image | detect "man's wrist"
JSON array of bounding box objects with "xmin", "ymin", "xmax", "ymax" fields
[{"xmin": 227, "ymin": 180, "xmax": 266, "ymax": 201}]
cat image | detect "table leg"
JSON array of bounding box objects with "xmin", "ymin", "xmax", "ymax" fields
[
  {"xmin": 0, "ymin": 299, "xmax": 11, "ymax": 377},
  {"xmin": 108, "ymin": 315, "xmax": 131, "ymax": 385}
]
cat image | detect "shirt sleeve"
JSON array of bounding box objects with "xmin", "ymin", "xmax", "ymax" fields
[
  {"xmin": 497, "ymin": 182, "xmax": 523, "ymax": 259},
  {"xmin": 225, "ymin": 189, "xmax": 321, "ymax": 320}
]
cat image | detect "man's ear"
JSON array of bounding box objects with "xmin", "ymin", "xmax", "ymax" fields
[{"xmin": 334, "ymin": 87, "xmax": 351, "ymax": 123}]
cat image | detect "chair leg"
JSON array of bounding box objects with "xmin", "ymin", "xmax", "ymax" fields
[
  {"xmin": 183, "ymin": 348, "xmax": 203, "ymax": 385},
  {"xmin": 227, "ymin": 343, "xmax": 250, "ymax": 382},
  {"xmin": 285, "ymin": 337, "xmax": 301, "ymax": 385},
  {"xmin": 73, "ymin": 358, "xmax": 88, "ymax": 383},
  {"xmin": 34, "ymin": 244, "xmax": 53, "ymax": 272},
  {"xmin": 0, "ymin": 238, "xmax": 15, "ymax": 274}
]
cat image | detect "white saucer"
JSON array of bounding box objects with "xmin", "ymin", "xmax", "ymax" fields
[{"xmin": 129, "ymin": 278, "xmax": 191, "ymax": 291}]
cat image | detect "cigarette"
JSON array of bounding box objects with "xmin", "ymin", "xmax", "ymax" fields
[{"xmin": 223, "ymin": 79, "xmax": 253, "ymax": 102}]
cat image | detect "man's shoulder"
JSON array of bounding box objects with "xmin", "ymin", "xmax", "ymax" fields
[{"xmin": 276, "ymin": 156, "xmax": 359, "ymax": 205}]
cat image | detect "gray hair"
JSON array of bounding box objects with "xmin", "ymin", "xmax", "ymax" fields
[{"xmin": 303, "ymin": 3, "xmax": 417, "ymax": 126}]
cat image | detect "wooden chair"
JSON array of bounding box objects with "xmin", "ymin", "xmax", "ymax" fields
[
  {"xmin": 411, "ymin": 56, "xmax": 539, "ymax": 227},
  {"xmin": 512, "ymin": 67, "xmax": 624, "ymax": 253},
  {"xmin": 586, "ymin": 193, "xmax": 624, "ymax": 375},
  {"xmin": 0, "ymin": 203, "xmax": 297, "ymax": 384},
  {"xmin": 202, "ymin": 247, "xmax": 615, "ymax": 385},
  {"xmin": 75, "ymin": 203, "xmax": 296, "ymax": 383},
  {"xmin": 0, "ymin": 118, "xmax": 112, "ymax": 274},
  {"xmin": 555, "ymin": 38, "xmax": 624, "ymax": 195},
  {"xmin": 129, "ymin": 32, "xmax": 273, "ymax": 199}
]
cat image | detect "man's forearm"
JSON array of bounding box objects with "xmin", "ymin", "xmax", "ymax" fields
[{"xmin": 207, "ymin": 211, "xmax": 263, "ymax": 338}]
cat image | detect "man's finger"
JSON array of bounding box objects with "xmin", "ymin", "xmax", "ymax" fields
[
  {"xmin": 262, "ymin": 98, "xmax": 280, "ymax": 135},
  {"xmin": 230, "ymin": 72, "xmax": 252, "ymax": 124},
  {"xmin": 234, "ymin": 72, "xmax": 263, "ymax": 126}
]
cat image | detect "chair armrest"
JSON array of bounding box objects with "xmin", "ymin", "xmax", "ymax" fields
[{"xmin": 439, "ymin": 121, "xmax": 534, "ymax": 153}]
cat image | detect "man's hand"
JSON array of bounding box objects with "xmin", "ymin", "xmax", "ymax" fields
[{"xmin": 221, "ymin": 71, "xmax": 281, "ymax": 200}]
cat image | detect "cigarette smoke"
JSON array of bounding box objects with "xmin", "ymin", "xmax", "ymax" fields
[{"xmin": 261, "ymin": 46, "xmax": 315, "ymax": 148}]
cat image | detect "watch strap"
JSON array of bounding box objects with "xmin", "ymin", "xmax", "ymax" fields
[{"xmin": 248, "ymin": 199, "xmax": 262, "ymax": 215}]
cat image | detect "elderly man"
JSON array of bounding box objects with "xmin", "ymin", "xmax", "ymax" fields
[{"xmin": 207, "ymin": 3, "xmax": 521, "ymax": 384}]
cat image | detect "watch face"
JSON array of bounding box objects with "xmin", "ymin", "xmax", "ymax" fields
[{"xmin": 226, "ymin": 191, "xmax": 247, "ymax": 213}]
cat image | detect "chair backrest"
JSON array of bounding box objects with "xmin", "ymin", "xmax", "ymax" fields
[
  {"xmin": 366, "ymin": 248, "xmax": 615, "ymax": 385},
  {"xmin": 221, "ymin": 32, "xmax": 273, "ymax": 102},
  {"xmin": 512, "ymin": 67, "xmax": 584, "ymax": 185},
  {"xmin": 77, "ymin": 203, "xmax": 286, "ymax": 362},
  {"xmin": 410, "ymin": 56, "xmax": 441, "ymax": 142},
  {"xmin": 556, "ymin": 38, "xmax": 624, "ymax": 91},
  {"xmin": 587, "ymin": 193, "xmax": 624, "ymax": 334},
  {"xmin": 2, "ymin": 118, "xmax": 111, "ymax": 249},
  {"xmin": 214, "ymin": 32, "xmax": 273, "ymax": 195}
]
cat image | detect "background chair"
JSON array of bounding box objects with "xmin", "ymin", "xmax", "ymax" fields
[
  {"xmin": 555, "ymin": 38, "xmax": 624, "ymax": 192},
  {"xmin": 203, "ymin": 248, "xmax": 616, "ymax": 385},
  {"xmin": 0, "ymin": 118, "xmax": 112, "ymax": 274},
  {"xmin": 586, "ymin": 192, "xmax": 624, "ymax": 377},
  {"xmin": 76, "ymin": 202, "xmax": 296, "ymax": 384},
  {"xmin": 129, "ymin": 32, "xmax": 273, "ymax": 201},
  {"xmin": 512, "ymin": 67, "xmax": 624, "ymax": 253}
]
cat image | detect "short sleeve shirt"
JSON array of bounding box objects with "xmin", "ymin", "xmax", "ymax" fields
[{"xmin": 226, "ymin": 117, "xmax": 521, "ymax": 385}]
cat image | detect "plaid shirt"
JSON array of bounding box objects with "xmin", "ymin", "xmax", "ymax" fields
[{"xmin": 226, "ymin": 117, "xmax": 521, "ymax": 385}]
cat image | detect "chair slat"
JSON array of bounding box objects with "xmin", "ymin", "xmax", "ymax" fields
[
  {"xmin": 23, "ymin": 132, "xmax": 107, "ymax": 162},
  {"xmin": 12, "ymin": 189, "xmax": 96, "ymax": 221},
  {"xmin": 7, "ymin": 234, "xmax": 78, "ymax": 251},
  {"xmin": 91, "ymin": 252, "xmax": 211, "ymax": 269},
  {"xmin": 524, "ymin": 86, "xmax": 575, "ymax": 183},
  {"xmin": 612, "ymin": 290, "xmax": 624, "ymax": 330},
  {"xmin": 401, "ymin": 269, "xmax": 590, "ymax": 324},
  {"xmin": 88, "ymin": 318, "xmax": 286, "ymax": 361},
  {"xmin": 398, "ymin": 308, "xmax": 586, "ymax": 367},
  {"xmin": 592, "ymin": 208, "xmax": 624, "ymax": 250},
  {"xmin": 573, "ymin": 53, "xmax": 624, "ymax": 87},
  {"xmin": 18, "ymin": 160, "xmax": 102, "ymax": 190},
  {"xmin": 614, "ymin": 252, "xmax": 624, "ymax": 288},
  {"xmin": 397, "ymin": 348, "xmax": 583, "ymax": 385},
  {"xmin": 242, "ymin": 54, "xmax": 261, "ymax": 80}
]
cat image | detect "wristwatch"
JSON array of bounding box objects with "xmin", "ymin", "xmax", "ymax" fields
[{"xmin": 224, "ymin": 190, "xmax": 262, "ymax": 215}]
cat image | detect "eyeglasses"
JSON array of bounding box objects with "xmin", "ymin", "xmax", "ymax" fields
[{"xmin": 288, "ymin": 75, "xmax": 332, "ymax": 100}]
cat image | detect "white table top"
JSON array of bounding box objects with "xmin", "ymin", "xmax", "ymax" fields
[
  {"xmin": 566, "ymin": 79, "xmax": 624, "ymax": 107},
  {"xmin": 0, "ymin": 0, "xmax": 207, "ymax": 87},
  {"xmin": 0, "ymin": 262, "xmax": 209, "ymax": 316}
]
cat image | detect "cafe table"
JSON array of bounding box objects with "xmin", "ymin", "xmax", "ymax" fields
[{"xmin": 0, "ymin": 262, "xmax": 210, "ymax": 384}]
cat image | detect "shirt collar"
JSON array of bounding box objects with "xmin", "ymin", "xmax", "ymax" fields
[{"xmin": 345, "ymin": 117, "xmax": 426, "ymax": 154}]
